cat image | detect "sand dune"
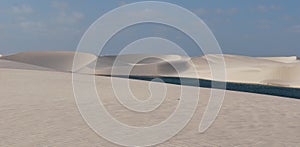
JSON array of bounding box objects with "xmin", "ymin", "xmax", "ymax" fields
[
  {"xmin": 2, "ymin": 51, "xmax": 300, "ymax": 88},
  {"xmin": 89, "ymin": 54, "xmax": 192, "ymax": 76},
  {"xmin": 0, "ymin": 52, "xmax": 300, "ymax": 146},
  {"xmin": 90, "ymin": 53, "xmax": 300, "ymax": 88},
  {"xmin": 190, "ymin": 54, "xmax": 300, "ymax": 87},
  {"xmin": 0, "ymin": 59, "xmax": 54, "ymax": 71},
  {"xmin": 2, "ymin": 51, "xmax": 97, "ymax": 72},
  {"xmin": 259, "ymin": 56, "xmax": 299, "ymax": 63}
]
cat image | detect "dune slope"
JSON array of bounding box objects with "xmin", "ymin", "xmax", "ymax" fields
[
  {"xmin": 2, "ymin": 51, "xmax": 97, "ymax": 72},
  {"xmin": 189, "ymin": 54, "xmax": 300, "ymax": 87}
]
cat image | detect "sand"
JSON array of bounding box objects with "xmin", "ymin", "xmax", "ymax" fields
[
  {"xmin": 259, "ymin": 56, "xmax": 299, "ymax": 63},
  {"xmin": 2, "ymin": 51, "xmax": 300, "ymax": 87},
  {"xmin": 84, "ymin": 53, "xmax": 300, "ymax": 88},
  {"xmin": 2, "ymin": 51, "xmax": 97, "ymax": 72},
  {"xmin": 0, "ymin": 51, "xmax": 300, "ymax": 146},
  {"xmin": 0, "ymin": 68, "xmax": 299, "ymax": 146}
]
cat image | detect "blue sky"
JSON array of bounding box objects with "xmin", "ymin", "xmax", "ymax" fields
[{"xmin": 0, "ymin": 0, "xmax": 299, "ymax": 56}]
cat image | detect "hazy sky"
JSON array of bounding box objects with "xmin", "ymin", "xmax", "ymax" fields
[{"xmin": 0, "ymin": 0, "xmax": 299, "ymax": 56}]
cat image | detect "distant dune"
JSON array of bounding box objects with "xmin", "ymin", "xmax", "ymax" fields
[
  {"xmin": 87, "ymin": 54, "xmax": 192, "ymax": 76},
  {"xmin": 259, "ymin": 56, "xmax": 299, "ymax": 63},
  {"xmin": 90, "ymin": 54, "xmax": 300, "ymax": 88},
  {"xmin": 1, "ymin": 51, "xmax": 96, "ymax": 72},
  {"xmin": 1, "ymin": 51, "xmax": 300, "ymax": 88},
  {"xmin": 196, "ymin": 54, "xmax": 300, "ymax": 88}
]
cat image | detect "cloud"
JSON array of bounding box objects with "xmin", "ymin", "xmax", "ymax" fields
[
  {"xmin": 12, "ymin": 5, "xmax": 33, "ymax": 14},
  {"xmin": 192, "ymin": 8, "xmax": 238, "ymax": 16},
  {"xmin": 10, "ymin": 1, "xmax": 84, "ymax": 35},
  {"xmin": 10, "ymin": 5, "xmax": 44, "ymax": 32},
  {"xmin": 255, "ymin": 5, "xmax": 281, "ymax": 12},
  {"xmin": 51, "ymin": 1, "xmax": 84, "ymax": 25},
  {"xmin": 19, "ymin": 21, "xmax": 45, "ymax": 32},
  {"xmin": 289, "ymin": 25, "xmax": 300, "ymax": 33},
  {"xmin": 56, "ymin": 12, "xmax": 84, "ymax": 24}
]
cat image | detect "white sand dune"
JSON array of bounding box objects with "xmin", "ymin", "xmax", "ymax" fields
[
  {"xmin": 2, "ymin": 51, "xmax": 96, "ymax": 72},
  {"xmin": 0, "ymin": 59, "xmax": 54, "ymax": 71},
  {"xmin": 259, "ymin": 56, "xmax": 299, "ymax": 63},
  {"xmin": 0, "ymin": 52, "xmax": 300, "ymax": 146},
  {"xmin": 2, "ymin": 51, "xmax": 300, "ymax": 88},
  {"xmin": 85, "ymin": 54, "xmax": 192, "ymax": 76},
  {"xmin": 188, "ymin": 54, "xmax": 300, "ymax": 87},
  {"xmin": 88, "ymin": 53, "xmax": 300, "ymax": 88},
  {"xmin": 0, "ymin": 68, "xmax": 299, "ymax": 146}
]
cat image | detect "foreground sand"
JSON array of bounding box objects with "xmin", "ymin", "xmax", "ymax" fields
[{"xmin": 1, "ymin": 67, "xmax": 300, "ymax": 146}]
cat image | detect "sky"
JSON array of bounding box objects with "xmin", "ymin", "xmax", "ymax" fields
[{"xmin": 0, "ymin": 0, "xmax": 299, "ymax": 57}]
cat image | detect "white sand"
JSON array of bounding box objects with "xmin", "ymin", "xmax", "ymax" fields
[
  {"xmin": 2, "ymin": 52, "xmax": 300, "ymax": 88},
  {"xmin": 2, "ymin": 51, "xmax": 97, "ymax": 72},
  {"xmin": 1, "ymin": 51, "xmax": 300, "ymax": 146},
  {"xmin": 199, "ymin": 54, "xmax": 300, "ymax": 87},
  {"xmin": 78, "ymin": 53, "xmax": 300, "ymax": 88},
  {"xmin": 259, "ymin": 56, "xmax": 299, "ymax": 63},
  {"xmin": 0, "ymin": 67, "xmax": 299, "ymax": 146}
]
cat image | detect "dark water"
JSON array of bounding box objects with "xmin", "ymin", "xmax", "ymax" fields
[{"xmin": 111, "ymin": 76, "xmax": 300, "ymax": 99}]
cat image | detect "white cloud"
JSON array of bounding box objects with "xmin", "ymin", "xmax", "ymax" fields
[
  {"xmin": 12, "ymin": 5, "xmax": 33, "ymax": 14},
  {"xmin": 10, "ymin": 5, "xmax": 46, "ymax": 33},
  {"xmin": 56, "ymin": 12, "xmax": 84, "ymax": 25},
  {"xmin": 19, "ymin": 21, "xmax": 45, "ymax": 31},
  {"xmin": 289, "ymin": 25, "xmax": 300, "ymax": 33},
  {"xmin": 51, "ymin": 1, "xmax": 84, "ymax": 25},
  {"xmin": 255, "ymin": 5, "xmax": 281, "ymax": 12}
]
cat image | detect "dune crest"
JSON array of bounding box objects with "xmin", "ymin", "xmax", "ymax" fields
[
  {"xmin": 88, "ymin": 54, "xmax": 193, "ymax": 76},
  {"xmin": 259, "ymin": 56, "xmax": 299, "ymax": 63}
]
